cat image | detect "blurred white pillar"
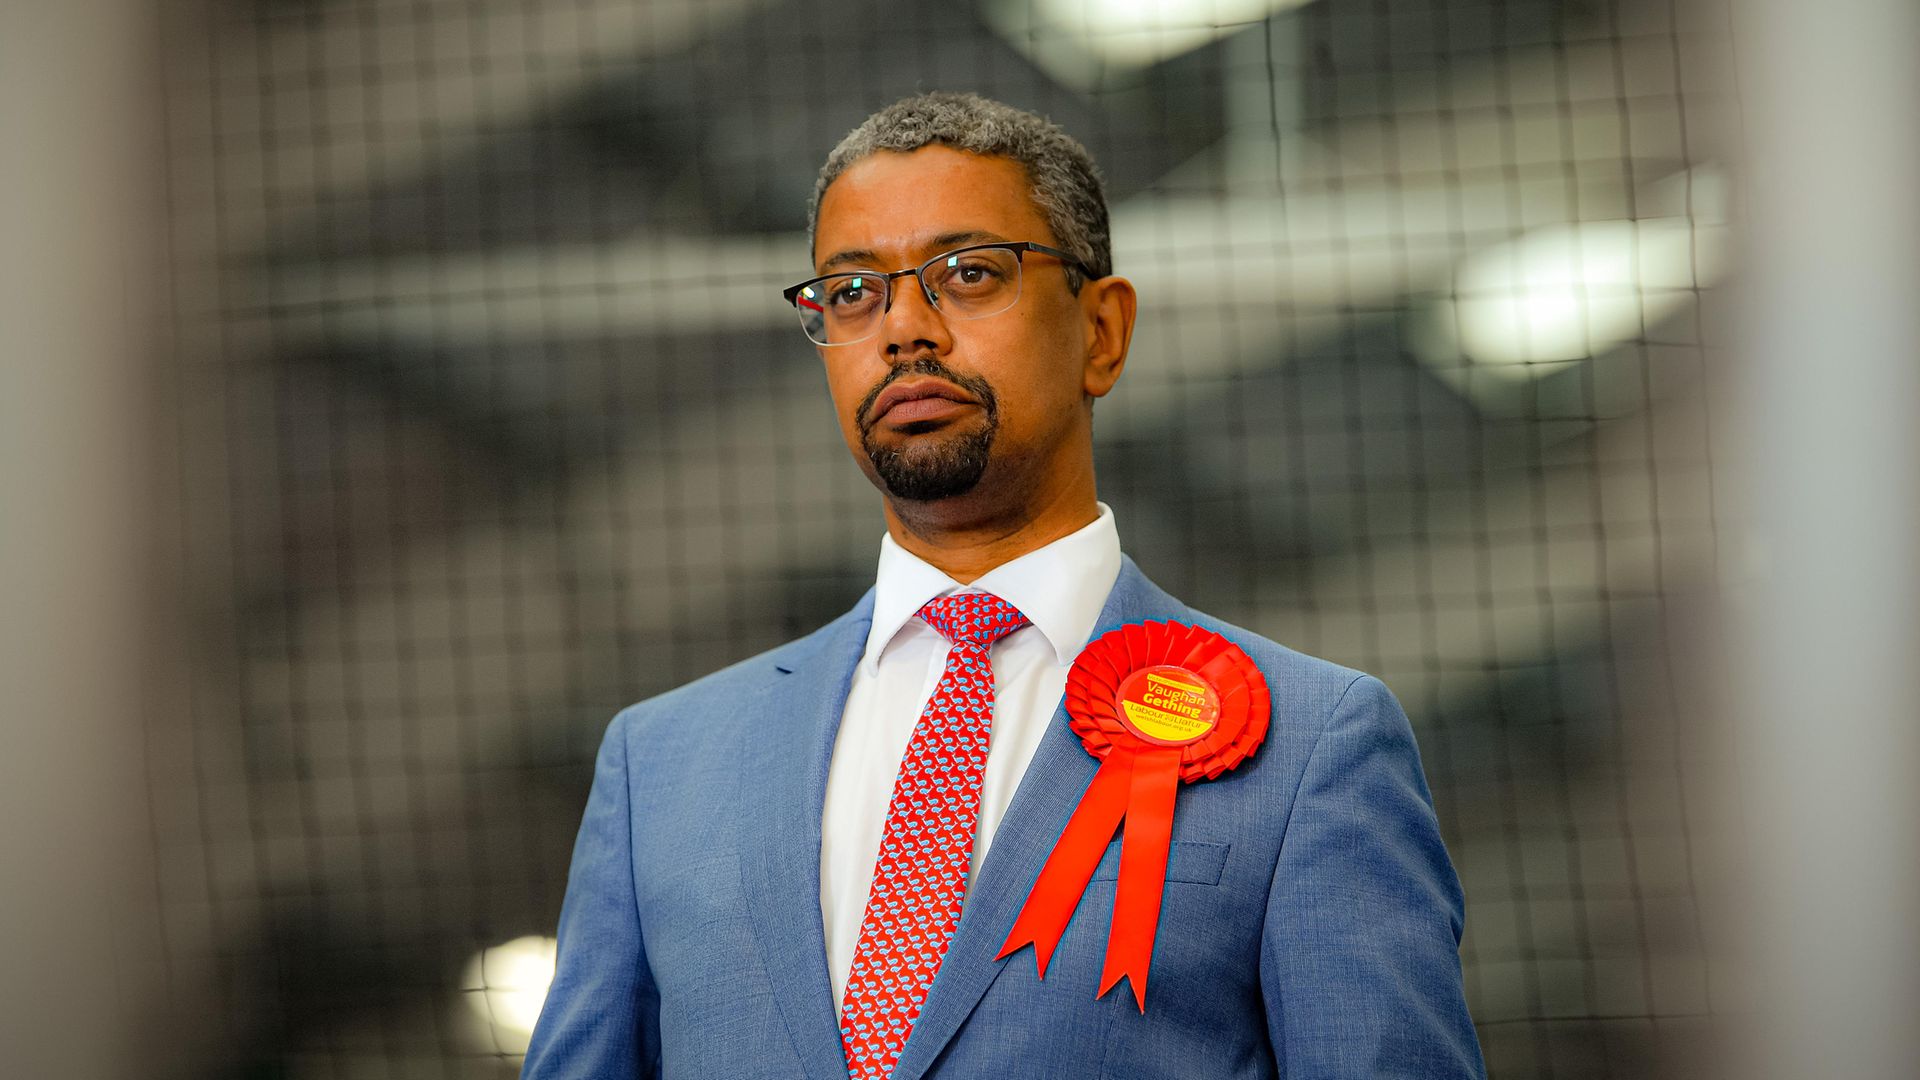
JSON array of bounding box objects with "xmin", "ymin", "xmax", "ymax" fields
[
  {"xmin": 0, "ymin": 1, "xmax": 166, "ymax": 1076},
  {"xmin": 1731, "ymin": 0, "xmax": 1920, "ymax": 1077}
]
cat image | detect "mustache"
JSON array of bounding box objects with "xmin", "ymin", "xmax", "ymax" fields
[{"xmin": 856, "ymin": 355, "xmax": 999, "ymax": 433}]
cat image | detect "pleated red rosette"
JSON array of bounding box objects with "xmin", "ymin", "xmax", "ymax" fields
[{"xmin": 995, "ymin": 620, "xmax": 1269, "ymax": 1012}]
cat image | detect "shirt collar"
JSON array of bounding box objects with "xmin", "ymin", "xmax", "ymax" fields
[{"xmin": 861, "ymin": 501, "xmax": 1123, "ymax": 675}]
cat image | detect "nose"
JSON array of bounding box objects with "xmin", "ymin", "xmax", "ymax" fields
[{"xmin": 879, "ymin": 270, "xmax": 952, "ymax": 359}]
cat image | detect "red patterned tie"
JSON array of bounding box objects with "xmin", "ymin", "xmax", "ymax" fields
[{"xmin": 839, "ymin": 590, "xmax": 1030, "ymax": 1079}]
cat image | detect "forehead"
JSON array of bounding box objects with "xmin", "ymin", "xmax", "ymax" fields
[{"xmin": 812, "ymin": 145, "xmax": 1053, "ymax": 268}]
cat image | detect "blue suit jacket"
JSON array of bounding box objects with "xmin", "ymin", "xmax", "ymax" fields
[{"xmin": 523, "ymin": 555, "xmax": 1485, "ymax": 1078}]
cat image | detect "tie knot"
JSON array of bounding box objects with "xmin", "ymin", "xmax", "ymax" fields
[{"xmin": 916, "ymin": 591, "xmax": 1029, "ymax": 648}]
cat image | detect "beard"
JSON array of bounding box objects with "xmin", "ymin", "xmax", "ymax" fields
[{"xmin": 857, "ymin": 355, "xmax": 1000, "ymax": 502}]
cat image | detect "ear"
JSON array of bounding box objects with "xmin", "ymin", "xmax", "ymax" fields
[{"xmin": 1079, "ymin": 274, "xmax": 1137, "ymax": 399}]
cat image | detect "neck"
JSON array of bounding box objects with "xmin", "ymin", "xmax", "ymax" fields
[{"xmin": 882, "ymin": 461, "xmax": 1100, "ymax": 585}]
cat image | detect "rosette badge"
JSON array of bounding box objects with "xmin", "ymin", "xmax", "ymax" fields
[{"xmin": 997, "ymin": 620, "xmax": 1269, "ymax": 1011}]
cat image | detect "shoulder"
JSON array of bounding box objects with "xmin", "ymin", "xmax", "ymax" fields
[
  {"xmin": 1167, "ymin": 604, "xmax": 1382, "ymax": 738},
  {"xmin": 1168, "ymin": 606, "xmax": 1433, "ymax": 820},
  {"xmin": 1108, "ymin": 557, "xmax": 1399, "ymax": 751},
  {"xmin": 607, "ymin": 593, "xmax": 873, "ymax": 737}
]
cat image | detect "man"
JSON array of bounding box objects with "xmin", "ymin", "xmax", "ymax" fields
[{"xmin": 523, "ymin": 91, "xmax": 1484, "ymax": 1079}]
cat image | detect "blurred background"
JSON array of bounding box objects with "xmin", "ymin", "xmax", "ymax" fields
[{"xmin": 4, "ymin": 0, "xmax": 1916, "ymax": 1077}]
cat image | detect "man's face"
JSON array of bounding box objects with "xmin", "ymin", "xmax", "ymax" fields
[{"xmin": 810, "ymin": 145, "xmax": 1097, "ymax": 507}]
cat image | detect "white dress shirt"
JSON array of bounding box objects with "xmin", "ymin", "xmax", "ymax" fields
[{"xmin": 819, "ymin": 501, "xmax": 1124, "ymax": 1015}]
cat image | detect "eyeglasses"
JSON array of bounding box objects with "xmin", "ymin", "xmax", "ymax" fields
[{"xmin": 782, "ymin": 241, "xmax": 1091, "ymax": 347}]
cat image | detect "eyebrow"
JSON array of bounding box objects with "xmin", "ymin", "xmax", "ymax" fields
[
  {"xmin": 817, "ymin": 229, "xmax": 1010, "ymax": 273},
  {"xmin": 927, "ymin": 229, "xmax": 1008, "ymax": 255},
  {"xmin": 817, "ymin": 248, "xmax": 880, "ymax": 274}
]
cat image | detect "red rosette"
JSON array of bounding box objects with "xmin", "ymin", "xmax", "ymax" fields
[
  {"xmin": 997, "ymin": 621, "xmax": 1271, "ymax": 1013},
  {"xmin": 1064, "ymin": 620, "xmax": 1270, "ymax": 783}
]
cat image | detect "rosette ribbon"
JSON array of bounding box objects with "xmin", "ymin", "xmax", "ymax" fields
[{"xmin": 995, "ymin": 620, "xmax": 1270, "ymax": 1011}]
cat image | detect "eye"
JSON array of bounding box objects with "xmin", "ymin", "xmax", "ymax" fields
[
  {"xmin": 827, "ymin": 275, "xmax": 879, "ymax": 310},
  {"xmin": 938, "ymin": 254, "xmax": 1008, "ymax": 292}
]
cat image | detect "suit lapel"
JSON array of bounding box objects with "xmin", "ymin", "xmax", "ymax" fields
[
  {"xmin": 738, "ymin": 589, "xmax": 875, "ymax": 1080},
  {"xmin": 889, "ymin": 555, "xmax": 1188, "ymax": 1080}
]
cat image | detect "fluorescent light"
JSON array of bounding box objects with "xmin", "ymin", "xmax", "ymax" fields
[
  {"xmin": 986, "ymin": 0, "xmax": 1316, "ymax": 87},
  {"xmin": 1442, "ymin": 217, "xmax": 1726, "ymax": 369},
  {"xmin": 1413, "ymin": 166, "xmax": 1730, "ymax": 411},
  {"xmin": 463, "ymin": 935, "xmax": 558, "ymax": 1049}
]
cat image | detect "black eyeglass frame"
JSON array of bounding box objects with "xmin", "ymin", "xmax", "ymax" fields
[{"xmin": 781, "ymin": 241, "xmax": 1094, "ymax": 345}]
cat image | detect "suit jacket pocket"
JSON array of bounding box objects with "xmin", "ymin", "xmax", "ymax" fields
[{"xmin": 1086, "ymin": 839, "xmax": 1229, "ymax": 886}]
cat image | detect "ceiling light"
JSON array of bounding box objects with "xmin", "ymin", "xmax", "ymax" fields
[
  {"xmin": 1413, "ymin": 166, "xmax": 1730, "ymax": 411},
  {"xmin": 985, "ymin": 0, "xmax": 1317, "ymax": 87},
  {"xmin": 463, "ymin": 935, "xmax": 558, "ymax": 1050}
]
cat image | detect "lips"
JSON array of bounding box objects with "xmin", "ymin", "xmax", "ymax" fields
[{"xmin": 868, "ymin": 378, "xmax": 979, "ymax": 427}]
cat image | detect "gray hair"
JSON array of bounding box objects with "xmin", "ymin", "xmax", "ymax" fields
[{"xmin": 807, "ymin": 92, "xmax": 1111, "ymax": 292}]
